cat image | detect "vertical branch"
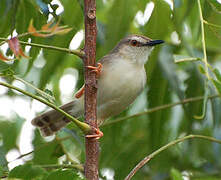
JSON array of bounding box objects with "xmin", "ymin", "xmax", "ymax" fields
[
  {"xmin": 197, "ymin": 0, "xmax": 210, "ymax": 80},
  {"xmin": 83, "ymin": 0, "xmax": 99, "ymax": 180}
]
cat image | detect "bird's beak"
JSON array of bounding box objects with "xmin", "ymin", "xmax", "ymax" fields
[{"xmin": 145, "ymin": 40, "xmax": 164, "ymax": 46}]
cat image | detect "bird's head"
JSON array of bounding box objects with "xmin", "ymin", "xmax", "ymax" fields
[{"xmin": 111, "ymin": 34, "xmax": 164, "ymax": 65}]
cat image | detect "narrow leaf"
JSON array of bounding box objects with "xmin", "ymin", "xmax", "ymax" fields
[
  {"xmin": 19, "ymin": 48, "xmax": 29, "ymax": 58},
  {"xmin": 28, "ymin": 20, "xmax": 51, "ymax": 37},
  {"xmin": 213, "ymin": 68, "xmax": 221, "ymax": 82},
  {"xmin": 28, "ymin": 19, "xmax": 37, "ymax": 34},
  {"xmin": 41, "ymin": 21, "xmax": 54, "ymax": 31},
  {"xmin": 8, "ymin": 37, "xmax": 20, "ymax": 57},
  {"xmin": 0, "ymin": 61, "xmax": 10, "ymax": 72},
  {"xmin": 46, "ymin": 169, "xmax": 83, "ymax": 180},
  {"xmin": 170, "ymin": 168, "xmax": 184, "ymax": 180},
  {"xmin": 173, "ymin": 54, "xmax": 200, "ymax": 63},
  {"xmin": 212, "ymin": 79, "xmax": 221, "ymax": 95},
  {"xmin": 8, "ymin": 37, "xmax": 29, "ymax": 59},
  {"xmin": 53, "ymin": 27, "xmax": 72, "ymax": 35},
  {"xmin": 28, "ymin": 20, "xmax": 72, "ymax": 37},
  {"xmin": 0, "ymin": 51, "xmax": 10, "ymax": 61},
  {"xmin": 194, "ymin": 83, "xmax": 209, "ymax": 119},
  {"xmin": 198, "ymin": 64, "xmax": 206, "ymax": 75},
  {"xmin": 0, "ymin": 166, "xmax": 3, "ymax": 177},
  {"xmin": 9, "ymin": 164, "xmax": 47, "ymax": 179},
  {"xmin": 207, "ymin": 0, "xmax": 221, "ymax": 12}
]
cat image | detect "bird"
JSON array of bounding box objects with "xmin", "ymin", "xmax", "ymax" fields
[{"xmin": 31, "ymin": 34, "xmax": 164, "ymax": 137}]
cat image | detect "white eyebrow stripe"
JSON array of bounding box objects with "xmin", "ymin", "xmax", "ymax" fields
[{"xmin": 130, "ymin": 36, "xmax": 148, "ymax": 44}]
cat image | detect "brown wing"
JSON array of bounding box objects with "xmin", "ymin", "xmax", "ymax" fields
[{"xmin": 31, "ymin": 101, "xmax": 75, "ymax": 136}]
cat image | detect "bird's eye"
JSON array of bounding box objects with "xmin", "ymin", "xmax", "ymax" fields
[{"xmin": 130, "ymin": 40, "xmax": 138, "ymax": 46}]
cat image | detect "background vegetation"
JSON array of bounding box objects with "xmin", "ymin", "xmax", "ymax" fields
[{"xmin": 0, "ymin": 0, "xmax": 221, "ymax": 179}]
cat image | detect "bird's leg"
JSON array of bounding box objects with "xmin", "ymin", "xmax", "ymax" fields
[
  {"xmin": 84, "ymin": 63, "xmax": 103, "ymax": 139},
  {"xmin": 86, "ymin": 127, "xmax": 103, "ymax": 140},
  {"xmin": 87, "ymin": 63, "xmax": 103, "ymax": 78},
  {"xmin": 75, "ymin": 85, "xmax": 85, "ymax": 99},
  {"xmin": 76, "ymin": 63, "xmax": 103, "ymax": 139},
  {"xmin": 75, "ymin": 63, "xmax": 102, "ymax": 99}
]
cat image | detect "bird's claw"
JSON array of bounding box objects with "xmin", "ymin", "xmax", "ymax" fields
[
  {"xmin": 87, "ymin": 63, "xmax": 102, "ymax": 78},
  {"xmin": 86, "ymin": 127, "xmax": 103, "ymax": 140},
  {"xmin": 75, "ymin": 85, "xmax": 85, "ymax": 99}
]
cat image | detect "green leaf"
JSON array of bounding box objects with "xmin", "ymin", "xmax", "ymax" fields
[
  {"xmin": 173, "ymin": 54, "xmax": 200, "ymax": 63},
  {"xmin": 193, "ymin": 177, "xmax": 221, "ymax": 180},
  {"xmin": 32, "ymin": 131, "xmax": 59, "ymax": 165},
  {"xmin": 148, "ymin": 60, "xmax": 171, "ymax": 150},
  {"xmin": 25, "ymin": 37, "xmax": 44, "ymax": 75},
  {"xmin": 0, "ymin": 0, "xmax": 16, "ymax": 36},
  {"xmin": 46, "ymin": 169, "xmax": 84, "ymax": 180},
  {"xmin": 136, "ymin": 0, "xmax": 151, "ymax": 12},
  {"xmin": 182, "ymin": 66, "xmax": 204, "ymax": 131},
  {"xmin": 198, "ymin": 64, "xmax": 206, "ymax": 75},
  {"xmin": 16, "ymin": 0, "xmax": 48, "ymax": 74},
  {"xmin": 0, "ymin": 116, "xmax": 24, "ymax": 152},
  {"xmin": 194, "ymin": 83, "xmax": 209, "ymax": 119},
  {"xmin": 100, "ymin": 0, "xmax": 139, "ymax": 58},
  {"xmin": 0, "ymin": 146, "xmax": 8, "ymax": 170},
  {"xmin": 160, "ymin": 47, "xmax": 186, "ymax": 100},
  {"xmin": 61, "ymin": 0, "xmax": 83, "ymax": 27},
  {"xmin": 38, "ymin": 0, "xmax": 83, "ymax": 91},
  {"xmin": 51, "ymin": 144, "xmax": 65, "ymax": 158},
  {"xmin": 144, "ymin": 0, "xmax": 172, "ymax": 79},
  {"xmin": 0, "ymin": 61, "xmax": 10, "ymax": 72},
  {"xmin": 144, "ymin": 0, "xmax": 172, "ymax": 38},
  {"xmin": 0, "ymin": 165, "xmax": 3, "ymax": 177},
  {"xmin": 212, "ymin": 79, "xmax": 221, "ymax": 95},
  {"xmin": 41, "ymin": 88, "xmax": 56, "ymax": 103},
  {"xmin": 170, "ymin": 168, "xmax": 184, "ymax": 180},
  {"xmin": 206, "ymin": 0, "xmax": 221, "ymax": 12},
  {"xmin": 9, "ymin": 163, "xmax": 47, "ymax": 179},
  {"xmin": 203, "ymin": 1, "xmax": 221, "ymax": 52},
  {"xmin": 213, "ymin": 68, "xmax": 221, "ymax": 82}
]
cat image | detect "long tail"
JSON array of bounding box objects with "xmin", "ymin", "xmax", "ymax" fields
[{"xmin": 31, "ymin": 99, "xmax": 84, "ymax": 136}]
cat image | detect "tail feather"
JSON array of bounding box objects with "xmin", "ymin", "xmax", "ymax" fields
[{"xmin": 32, "ymin": 99, "xmax": 83, "ymax": 136}]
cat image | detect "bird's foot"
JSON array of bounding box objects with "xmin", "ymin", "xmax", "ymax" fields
[
  {"xmin": 87, "ymin": 63, "xmax": 102, "ymax": 78},
  {"xmin": 75, "ymin": 63, "xmax": 102, "ymax": 98},
  {"xmin": 75, "ymin": 85, "xmax": 85, "ymax": 99},
  {"xmin": 86, "ymin": 127, "xmax": 103, "ymax": 140}
]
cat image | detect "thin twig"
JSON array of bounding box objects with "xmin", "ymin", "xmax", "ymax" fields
[
  {"xmin": 36, "ymin": 164, "xmax": 84, "ymax": 172},
  {"xmin": 11, "ymin": 136, "xmax": 71, "ymax": 162},
  {"xmin": 102, "ymin": 94, "xmax": 220, "ymax": 126},
  {"xmin": 125, "ymin": 134, "xmax": 221, "ymax": 180},
  {"xmin": 174, "ymin": 57, "xmax": 201, "ymax": 63},
  {"xmin": 203, "ymin": 20, "xmax": 221, "ymax": 29},
  {"xmin": 197, "ymin": 0, "xmax": 210, "ymax": 79},
  {"xmin": 0, "ymin": 82, "xmax": 91, "ymax": 134},
  {"xmin": 0, "ymin": 37, "xmax": 85, "ymax": 58},
  {"xmin": 207, "ymin": 23, "xmax": 221, "ymax": 41},
  {"xmin": 13, "ymin": 75, "xmax": 55, "ymax": 103}
]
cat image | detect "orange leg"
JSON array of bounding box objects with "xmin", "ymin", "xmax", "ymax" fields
[
  {"xmin": 86, "ymin": 127, "xmax": 103, "ymax": 140},
  {"xmin": 87, "ymin": 63, "xmax": 103, "ymax": 78},
  {"xmin": 75, "ymin": 85, "xmax": 85, "ymax": 99},
  {"xmin": 75, "ymin": 63, "xmax": 102, "ymax": 98}
]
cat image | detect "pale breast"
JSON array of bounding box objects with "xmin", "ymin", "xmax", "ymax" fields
[{"xmin": 97, "ymin": 59, "xmax": 146, "ymax": 123}]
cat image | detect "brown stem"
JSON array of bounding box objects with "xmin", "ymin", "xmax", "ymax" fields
[{"xmin": 83, "ymin": 0, "xmax": 99, "ymax": 179}]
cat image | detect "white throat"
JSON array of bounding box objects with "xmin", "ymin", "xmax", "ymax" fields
[{"xmin": 120, "ymin": 46, "xmax": 154, "ymax": 66}]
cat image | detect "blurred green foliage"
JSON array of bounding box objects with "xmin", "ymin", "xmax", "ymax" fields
[{"xmin": 0, "ymin": 0, "xmax": 221, "ymax": 179}]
